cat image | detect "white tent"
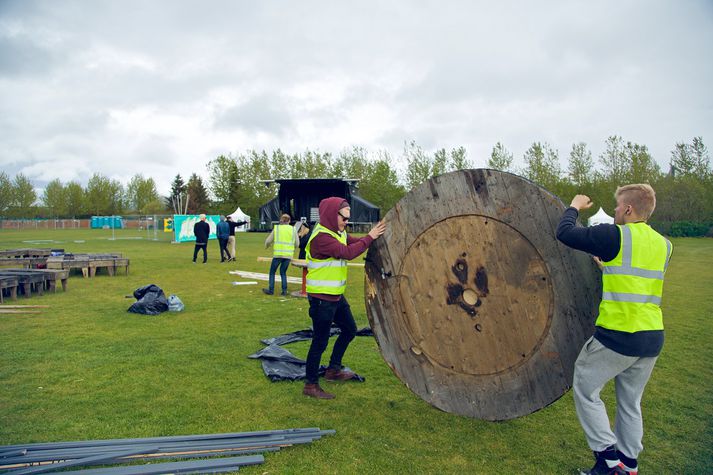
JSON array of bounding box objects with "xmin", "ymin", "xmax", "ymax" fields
[
  {"xmin": 588, "ymin": 207, "xmax": 614, "ymax": 226},
  {"xmin": 228, "ymin": 207, "xmax": 251, "ymax": 232}
]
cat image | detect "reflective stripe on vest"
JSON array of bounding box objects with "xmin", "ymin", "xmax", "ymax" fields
[
  {"xmin": 598, "ymin": 223, "xmax": 672, "ymax": 333},
  {"xmin": 305, "ymin": 223, "xmax": 348, "ymax": 295}
]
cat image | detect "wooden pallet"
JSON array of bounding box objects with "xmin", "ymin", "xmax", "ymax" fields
[
  {"xmin": 0, "ymin": 268, "xmax": 69, "ymax": 292},
  {"xmin": 0, "ymin": 277, "xmax": 19, "ymax": 303},
  {"xmin": 46, "ymin": 254, "xmax": 129, "ymax": 278},
  {"xmin": 0, "ymin": 271, "xmax": 45, "ymax": 298}
]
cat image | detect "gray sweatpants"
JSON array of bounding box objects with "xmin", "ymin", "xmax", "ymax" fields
[{"xmin": 573, "ymin": 336, "xmax": 657, "ymax": 459}]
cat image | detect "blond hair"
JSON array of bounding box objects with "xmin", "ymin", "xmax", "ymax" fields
[
  {"xmin": 280, "ymin": 214, "xmax": 291, "ymax": 224},
  {"xmin": 615, "ymin": 184, "xmax": 656, "ymax": 220}
]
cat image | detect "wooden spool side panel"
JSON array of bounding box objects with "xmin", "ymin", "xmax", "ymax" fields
[{"xmin": 366, "ymin": 169, "xmax": 600, "ymax": 420}]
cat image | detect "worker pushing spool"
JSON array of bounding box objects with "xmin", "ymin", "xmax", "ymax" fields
[{"xmin": 364, "ymin": 169, "xmax": 600, "ymax": 421}]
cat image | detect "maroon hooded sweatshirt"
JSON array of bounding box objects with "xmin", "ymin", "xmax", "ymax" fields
[{"xmin": 308, "ymin": 197, "xmax": 374, "ymax": 302}]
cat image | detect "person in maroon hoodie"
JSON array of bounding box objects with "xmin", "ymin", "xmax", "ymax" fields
[{"xmin": 302, "ymin": 197, "xmax": 386, "ymax": 399}]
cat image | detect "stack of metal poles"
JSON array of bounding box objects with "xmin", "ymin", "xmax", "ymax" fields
[{"xmin": 0, "ymin": 427, "xmax": 335, "ymax": 474}]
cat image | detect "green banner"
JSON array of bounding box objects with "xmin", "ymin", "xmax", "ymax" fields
[{"xmin": 173, "ymin": 215, "xmax": 220, "ymax": 243}]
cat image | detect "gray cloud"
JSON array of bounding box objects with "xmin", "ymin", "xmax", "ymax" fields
[
  {"xmin": 214, "ymin": 95, "xmax": 293, "ymax": 134},
  {"xmin": 0, "ymin": 0, "xmax": 711, "ymax": 195}
]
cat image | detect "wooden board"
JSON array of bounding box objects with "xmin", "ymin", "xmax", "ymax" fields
[{"xmin": 364, "ymin": 169, "xmax": 600, "ymax": 420}]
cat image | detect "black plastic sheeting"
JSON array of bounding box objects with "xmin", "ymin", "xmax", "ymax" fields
[
  {"xmin": 249, "ymin": 327, "xmax": 373, "ymax": 382},
  {"xmin": 127, "ymin": 284, "xmax": 169, "ymax": 315}
]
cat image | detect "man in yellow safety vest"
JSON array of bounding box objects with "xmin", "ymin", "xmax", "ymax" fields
[
  {"xmin": 263, "ymin": 213, "xmax": 299, "ymax": 296},
  {"xmin": 302, "ymin": 197, "xmax": 386, "ymax": 399},
  {"xmin": 557, "ymin": 184, "xmax": 672, "ymax": 475}
]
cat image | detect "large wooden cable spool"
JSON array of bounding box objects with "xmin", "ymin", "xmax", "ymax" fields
[{"xmin": 364, "ymin": 169, "xmax": 600, "ymax": 421}]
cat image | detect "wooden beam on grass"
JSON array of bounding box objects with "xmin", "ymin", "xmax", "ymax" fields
[{"xmin": 0, "ymin": 305, "xmax": 49, "ymax": 308}]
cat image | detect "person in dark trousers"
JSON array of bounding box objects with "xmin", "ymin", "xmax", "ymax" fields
[
  {"xmin": 556, "ymin": 184, "xmax": 672, "ymax": 475},
  {"xmin": 263, "ymin": 213, "xmax": 299, "ymax": 296},
  {"xmin": 302, "ymin": 197, "xmax": 386, "ymax": 399},
  {"xmin": 216, "ymin": 215, "xmax": 231, "ymax": 262},
  {"xmin": 192, "ymin": 214, "xmax": 210, "ymax": 264},
  {"xmin": 297, "ymin": 222, "xmax": 311, "ymax": 260},
  {"xmin": 226, "ymin": 216, "xmax": 248, "ymax": 262}
]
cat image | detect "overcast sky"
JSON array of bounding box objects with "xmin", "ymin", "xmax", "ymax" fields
[{"xmin": 1, "ymin": 0, "xmax": 712, "ymax": 196}]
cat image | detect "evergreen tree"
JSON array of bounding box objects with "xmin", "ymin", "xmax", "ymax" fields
[
  {"xmin": 186, "ymin": 173, "xmax": 210, "ymax": 214},
  {"xmin": 167, "ymin": 174, "xmax": 187, "ymax": 214}
]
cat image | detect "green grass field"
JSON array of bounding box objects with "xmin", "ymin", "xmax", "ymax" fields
[{"xmin": 0, "ymin": 228, "xmax": 711, "ymax": 474}]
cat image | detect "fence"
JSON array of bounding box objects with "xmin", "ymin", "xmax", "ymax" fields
[{"xmin": 0, "ymin": 216, "xmax": 175, "ymax": 231}]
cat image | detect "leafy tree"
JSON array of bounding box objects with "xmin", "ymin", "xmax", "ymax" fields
[
  {"xmin": 207, "ymin": 155, "xmax": 240, "ymax": 204},
  {"xmin": 108, "ymin": 179, "xmax": 124, "ymax": 215},
  {"xmin": 143, "ymin": 199, "xmax": 167, "ymax": 215},
  {"xmin": 85, "ymin": 173, "xmax": 123, "ymax": 215},
  {"xmin": 65, "ymin": 181, "xmax": 86, "ymax": 217},
  {"xmin": 235, "ymin": 151, "xmax": 276, "ymax": 219},
  {"xmin": 186, "ymin": 173, "xmax": 210, "ymax": 214},
  {"xmin": 671, "ymin": 136, "xmax": 711, "ymax": 178},
  {"xmin": 626, "ymin": 142, "xmax": 661, "ymax": 184},
  {"xmin": 690, "ymin": 137, "xmax": 711, "ymax": 178},
  {"xmin": 42, "ymin": 179, "xmax": 67, "ymax": 217},
  {"xmin": 598, "ymin": 136, "xmax": 628, "ymax": 184},
  {"xmin": 0, "ymin": 171, "xmax": 12, "ymax": 215},
  {"xmin": 568, "ymin": 142, "xmax": 594, "ymax": 187},
  {"xmin": 448, "ymin": 146, "xmax": 472, "ymax": 171},
  {"xmin": 432, "ymin": 149, "xmax": 448, "ymax": 177},
  {"xmin": 301, "ymin": 150, "xmax": 332, "ymax": 178},
  {"xmin": 522, "ymin": 142, "xmax": 562, "ymax": 190},
  {"xmin": 126, "ymin": 174, "xmax": 160, "ymax": 213},
  {"xmin": 332, "ymin": 147, "xmax": 369, "ymax": 180},
  {"xmin": 13, "ymin": 173, "xmax": 37, "ymax": 215},
  {"xmin": 404, "ymin": 140, "xmax": 433, "ymax": 189},
  {"xmin": 358, "ymin": 152, "xmax": 406, "ymax": 213},
  {"xmin": 269, "ymin": 149, "xmax": 291, "ymax": 180},
  {"xmin": 488, "ymin": 142, "xmax": 513, "ymax": 171}
]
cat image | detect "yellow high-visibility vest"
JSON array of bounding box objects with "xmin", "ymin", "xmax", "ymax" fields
[
  {"xmin": 306, "ymin": 223, "xmax": 348, "ymax": 295},
  {"xmin": 598, "ymin": 222, "xmax": 672, "ymax": 333},
  {"xmin": 273, "ymin": 224, "xmax": 295, "ymax": 258}
]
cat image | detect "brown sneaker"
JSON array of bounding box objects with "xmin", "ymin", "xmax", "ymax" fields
[
  {"xmin": 302, "ymin": 383, "xmax": 335, "ymax": 399},
  {"xmin": 324, "ymin": 367, "xmax": 356, "ymax": 381}
]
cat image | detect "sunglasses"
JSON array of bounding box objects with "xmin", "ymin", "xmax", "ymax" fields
[{"xmin": 338, "ymin": 212, "xmax": 350, "ymax": 222}]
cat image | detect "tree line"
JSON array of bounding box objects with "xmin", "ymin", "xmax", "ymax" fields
[{"xmin": 1, "ymin": 136, "xmax": 711, "ymax": 235}]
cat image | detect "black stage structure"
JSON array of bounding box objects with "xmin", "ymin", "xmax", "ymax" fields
[{"xmin": 258, "ymin": 178, "xmax": 379, "ymax": 229}]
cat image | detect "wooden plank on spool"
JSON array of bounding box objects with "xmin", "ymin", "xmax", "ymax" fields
[{"xmin": 364, "ymin": 169, "xmax": 600, "ymax": 421}]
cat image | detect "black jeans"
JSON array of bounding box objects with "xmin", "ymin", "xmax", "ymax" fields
[
  {"xmin": 193, "ymin": 243, "xmax": 207, "ymax": 262},
  {"xmin": 305, "ymin": 295, "xmax": 357, "ymax": 384},
  {"xmin": 268, "ymin": 257, "xmax": 290, "ymax": 292},
  {"xmin": 218, "ymin": 238, "xmax": 230, "ymax": 260}
]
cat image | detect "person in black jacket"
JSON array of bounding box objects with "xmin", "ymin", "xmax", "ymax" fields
[
  {"xmin": 192, "ymin": 214, "xmax": 210, "ymax": 263},
  {"xmin": 226, "ymin": 216, "xmax": 248, "ymax": 262}
]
